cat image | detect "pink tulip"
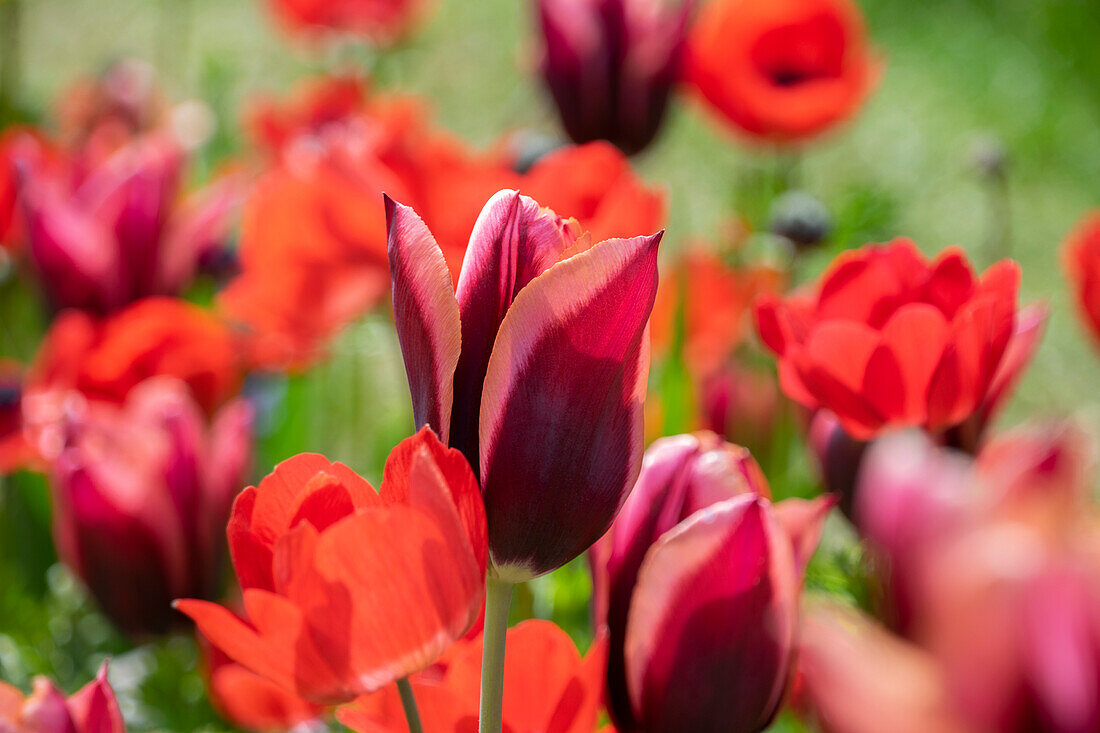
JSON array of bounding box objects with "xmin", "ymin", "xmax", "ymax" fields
[
  {"xmin": 535, "ymin": 0, "xmax": 693, "ymax": 156},
  {"xmin": 387, "ymin": 188, "xmax": 660, "ymax": 580},
  {"xmin": 594, "ymin": 432, "xmax": 833, "ymax": 732},
  {"xmin": 44, "ymin": 377, "xmax": 251, "ymax": 636},
  {"xmin": 15, "ymin": 134, "xmax": 239, "ymax": 313},
  {"xmin": 0, "ymin": 663, "xmax": 126, "ymax": 733}
]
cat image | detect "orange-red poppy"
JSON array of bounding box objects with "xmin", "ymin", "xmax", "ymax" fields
[
  {"xmin": 686, "ymin": 0, "xmax": 881, "ymax": 143},
  {"xmin": 26, "ymin": 297, "xmax": 242, "ymax": 417}
]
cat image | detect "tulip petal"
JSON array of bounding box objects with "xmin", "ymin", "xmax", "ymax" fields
[
  {"xmin": 773, "ymin": 494, "xmax": 837, "ymax": 577},
  {"xmin": 624, "ymin": 496, "xmax": 797, "ymax": 733},
  {"xmin": 479, "ymin": 232, "xmax": 661, "ymax": 579},
  {"xmin": 67, "ymin": 662, "xmax": 126, "ymax": 733},
  {"xmin": 386, "ymin": 195, "xmax": 462, "ymax": 443},
  {"xmin": 450, "ymin": 190, "xmax": 576, "ymax": 470},
  {"xmin": 979, "ymin": 302, "xmax": 1047, "ymax": 427}
]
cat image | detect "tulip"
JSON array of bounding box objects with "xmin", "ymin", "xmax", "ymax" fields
[
  {"xmin": 176, "ymin": 427, "xmax": 488, "ymax": 704},
  {"xmin": 26, "ymin": 297, "xmax": 242, "ymax": 417},
  {"xmin": 15, "ymin": 133, "xmax": 239, "ymax": 313},
  {"xmin": 686, "ymin": 0, "xmax": 881, "ymax": 143},
  {"xmin": 594, "ymin": 431, "xmax": 771, "ymax": 730},
  {"xmin": 535, "ymin": 0, "xmax": 693, "ymax": 156},
  {"xmin": 0, "ymin": 663, "xmax": 126, "ymax": 733},
  {"xmin": 336, "ymin": 620, "xmax": 606, "ymax": 733},
  {"xmin": 700, "ymin": 364, "xmax": 780, "ymax": 460},
  {"xmin": 246, "ymin": 75, "xmax": 368, "ymax": 156},
  {"xmin": 0, "ymin": 359, "xmax": 37, "ymax": 475},
  {"xmin": 42, "ymin": 377, "xmax": 251, "ymax": 636},
  {"xmin": 1062, "ymin": 210, "xmax": 1100, "ymax": 350},
  {"xmin": 388, "ymin": 188, "xmax": 660, "ymax": 581},
  {"xmin": 756, "ymin": 239, "xmax": 1046, "ymax": 447}
]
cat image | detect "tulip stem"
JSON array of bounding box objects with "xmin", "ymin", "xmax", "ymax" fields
[
  {"xmin": 397, "ymin": 677, "xmax": 424, "ymax": 733},
  {"xmin": 478, "ymin": 576, "xmax": 514, "ymax": 733}
]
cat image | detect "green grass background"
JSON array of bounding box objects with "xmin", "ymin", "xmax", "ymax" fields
[{"xmin": 2, "ymin": 0, "xmax": 1100, "ymax": 729}]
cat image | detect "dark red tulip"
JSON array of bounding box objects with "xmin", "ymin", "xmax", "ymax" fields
[
  {"xmin": 45, "ymin": 377, "xmax": 252, "ymax": 636},
  {"xmin": 594, "ymin": 432, "xmax": 833, "ymax": 733},
  {"xmin": 388, "ymin": 189, "xmax": 660, "ymax": 581},
  {"xmin": 535, "ymin": 0, "xmax": 693, "ymax": 155},
  {"xmin": 0, "ymin": 663, "xmax": 126, "ymax": 733}
]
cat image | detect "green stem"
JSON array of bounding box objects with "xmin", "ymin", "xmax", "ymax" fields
[
  {"xmin": 478, "ymin": 576, "xmax": 514, "ymax": 733},
  {"xmin": 396, "ymin": 677, "xmax": 424, "ymax": 733}
]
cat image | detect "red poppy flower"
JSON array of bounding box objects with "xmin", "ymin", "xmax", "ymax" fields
[
  {"xmin": 198, "ymin": 632, "xmax": 325, "ymax": 732},
  {"xmin": 267, "ymin": 0, "xmax": 433, "ymax": 44},
  {"xmin": 388, "ymin": 189, "xmax": 660, "ymax": 580},
  {"xmin": 755, "ymin": 239, "xmax": 1045, "ymax": 441},
  {"xmin": 1063, "ymin": 211, "xmax": 1100, "ymax": 349},
  {"xmin": 0, "ymin": 663, "xmax": 126, "ymax": 733},
  {"xmin": 336, "ymin": 619, "xmax": 606, "ymax": 733},
  {"xmin": 686, "ymin": 0, "xmax": 881, "ymax": 143},
  {"xmin": 246, "ymin": 75, "xmax": 369, "ymax": 156},
  {"xmin": 176, "ymin": 427, "xmax": 488, "ymax": 704},
  {"xmin": 26, "ymin": 297, "xmax": 242, "ymax": 417},
  {"xmin": 521, "ymin": 142, "xmax": 666, "ymax": 246},
  {"xmin": 42, "ymin": 378, "xmax": 251, "ymax": 636}
]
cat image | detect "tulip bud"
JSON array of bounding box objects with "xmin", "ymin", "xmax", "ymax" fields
[
  {"xmin": 535, "ymin": 0, "xmax": 693, "ymax": 156},
  {"xmin": 46, "ymin": 377, "xmax": 252, "ymax": 637},
  {"xmin": 0, "ymin": 663, "xmax": 126, "ymax": 733},
  {"xmin": 595, "ymin": 432, "xmax": 833, "ymax": 732}
]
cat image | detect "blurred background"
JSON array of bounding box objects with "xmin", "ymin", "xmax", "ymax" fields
[{"xmin": 2, "ymin": 0, "xmax": 1100, "ymax": 730}]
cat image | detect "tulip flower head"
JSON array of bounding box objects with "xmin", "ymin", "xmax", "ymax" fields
[
  {"xmin": 535, "ymin": 0, "xmax": 693, "ymax": 155},
  {"xmin": 43, "ymin": 377, "xmax": 251, "ymax": 636},
  {"xmin": 595, "ymin": 432, "xmax": 833, "ymax": 733},
  {"xmin": 756, "ymin": 239, "xmax": 1045, "ymax": 446},
  {"xmin": 1062, "ymin": 210, "xmax": 1100, "ymax": 350},
  {"xmin": 387, "ymin": 189, "xmax": 661, "ymax": 581},
  {"xmin": 16, "ymin": 134, "xmax": 239, "ymax": 313},
  {"xmin": 0, "ymin": 664, "xmax": 125, "ymax": 733},
  {"xmin": 686, "ymin": 0, "xmax": 881, "ymax": 143},
  {"xmin": 177, "ymin": 427, "xmax": 488, "ymax": 704}
]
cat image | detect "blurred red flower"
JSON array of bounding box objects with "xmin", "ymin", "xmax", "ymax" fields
[
  {"xmin": 266, "ymin": 0, "xmax": 433, "ymax": 44},
  {"xmin": 0, "ymin": 360, "xmax": 38, "ymax": 475},
  {"xmin": 686, "ymin": 0, "xmax": 881, "ymax": 143},
  {"xmin": 388, "ymin": 190, "xmax": 660, "ymax": 580},
  {"xmin": 42, "ymin": 378, "xmax": 251, "ymax": 637},
  {"xmin": 0, "ymin": 663, "xmax": 125, "ymax": 733},
  {"xmin": 755, "ymin": 239, "xmax": 1045, "ymax": 443},
  {"xmin": 1062, "ymin": 210, "xmax": 1100, "ymax": 349},
  {"xmin": 14, "ymin": 132, "xmax": 239, "ymax": 313},
  {"xmin": 337, "ymin": 619, "xmax": 605, "ymax": 733},
  {"xmin": 177, "ymin": 427, "xmax": 487, "ymax": 704},
  {"xmin": 246, "ymin": 75, "xmax": 369, "ymax": 156},
  {"xmin": 27, "ymin": 297, "xmax": 242, "ymax": 417}
]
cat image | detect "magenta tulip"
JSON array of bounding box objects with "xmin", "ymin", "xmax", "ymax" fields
[
  {"xmin": 44, "ymin": 377, "xmax": 251, "ymax": 636},
  {"xmin": 387, "ymin": 188, "xmax": 660, "ymax": 581},
  {"xmin": 16, "ymin": 134, "xmax": 239, "ymax": 313},
  {"xmin": 535, "ymin": 0, "xmax": 693, "ymax": 155},
  {"xmin": 594, "ymin": 432, "xmax": 833, "ymax": 733}
]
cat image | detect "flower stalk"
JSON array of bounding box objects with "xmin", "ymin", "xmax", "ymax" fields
[
  {"xmin": 397, "ymin": 677, "xmax": 424, "ymax": 733},
  {"xmin": 478, "ymin": 576, "xmax": 514, "ymax": 733}
]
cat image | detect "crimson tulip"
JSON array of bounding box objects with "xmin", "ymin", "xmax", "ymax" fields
[
  {"xmin": 686, "ymin": 0, "xmax": 881, "ymax": 143},
  {"xmin": 42, "ymin": 377, "xmax": 251, "ymax": 636},
  {"xmin": 535, "ymin": 0, "xmax": 693, "ymax": 155},
  {"xmin": 337, "ymin": 619, "xmax": 605, "ymax": 732},
  {"xmin": 15, "ymin": 133, "xmax": 238, "ymax": 313},
  {"xmin": 0, "ymin": 663, "xmax": 125, "ymax": 733},
  {"xmin": 388, "ymin": 188, "xmax": 660, "ymax": 581},
  {"xmin": 176, "ymin": 427, "xmax": 488, "ymax": 704},
  {"xmin": 594, "ymin": 433, "xmax": 833, "ymax": 732}
]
